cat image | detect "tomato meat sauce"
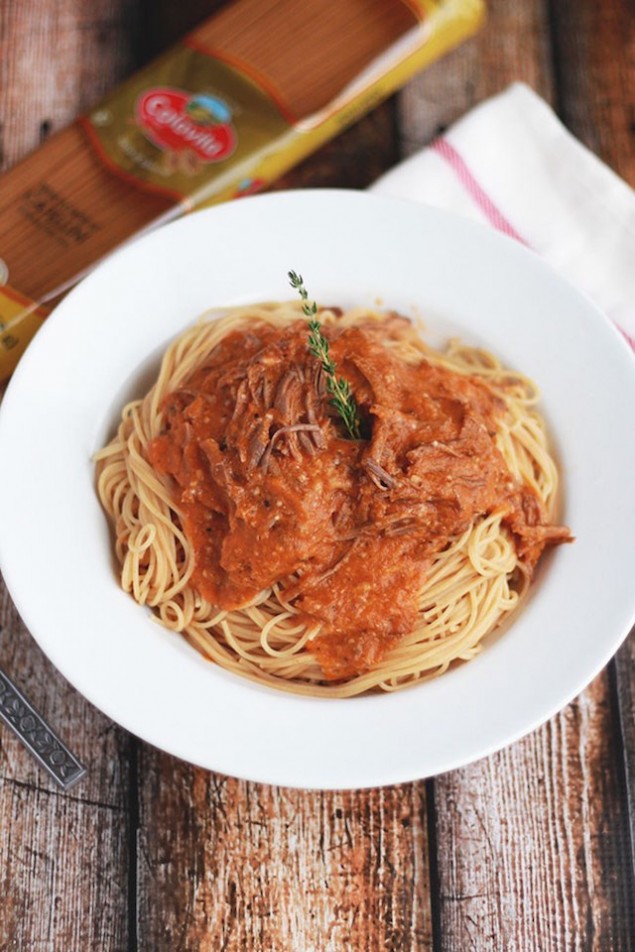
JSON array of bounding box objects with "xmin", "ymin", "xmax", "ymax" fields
[{"xmin": 148, "ymin": 316, "xmax": 570, "ymax": 680}]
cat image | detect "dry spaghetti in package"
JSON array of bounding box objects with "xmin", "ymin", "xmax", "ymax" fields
[{"xmin": 0, "ymin": 0, "xmax": 484, "ymax": 381}]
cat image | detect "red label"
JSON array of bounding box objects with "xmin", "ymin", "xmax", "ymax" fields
[{"xmin": 136, "ymin": 88, "xmax": 236, "ymax": 163}]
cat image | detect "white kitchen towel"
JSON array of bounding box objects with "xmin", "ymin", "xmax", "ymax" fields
[{"xmin": 371, "ymin": 82, "xmax": 635, "ymax": 347}]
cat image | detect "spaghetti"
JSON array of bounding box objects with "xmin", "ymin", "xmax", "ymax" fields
[{"xmin": 95, "ymin": 303, "xmax": 571, "ymax": 697}]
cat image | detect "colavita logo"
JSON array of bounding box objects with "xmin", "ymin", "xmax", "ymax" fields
[{"xmin": 136, "ymin": 88, "xmax": 236, "ymax": 163}]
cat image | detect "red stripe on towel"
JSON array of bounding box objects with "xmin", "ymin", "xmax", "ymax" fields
[
  {"xmin": 431, "ymin": 137, "xmax": 634, "ymax": 355},
  {"xmin": 431, "ymin": 138, "xmax": 527, "ymax": 245},
  {"xmin": 617, "ymin": 325, "xmax": 635, "ymax": 352}
]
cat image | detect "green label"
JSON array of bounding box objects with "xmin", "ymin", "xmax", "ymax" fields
[{"xmin": 86, "ymin": 44, "xmax": 291, "ymax": 203}]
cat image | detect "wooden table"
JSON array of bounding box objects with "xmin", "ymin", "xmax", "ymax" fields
[{"xmin": 1, "ymin": 2, "xmax": 634, "ymax": 948}]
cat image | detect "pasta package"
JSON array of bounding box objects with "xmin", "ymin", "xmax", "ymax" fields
[{"xmin": 0, "ymin": 0, "xmax": 484, "ymax": 381}]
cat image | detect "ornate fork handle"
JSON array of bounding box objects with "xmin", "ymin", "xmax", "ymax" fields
[{"xmin": 0, "ymin": 668, "xmax": 87, "ymax": 791}]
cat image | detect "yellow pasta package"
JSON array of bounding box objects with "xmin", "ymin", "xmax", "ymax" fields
[{"xmin": 0, "ymin": 0, "xmax": 485, "ymax": 381}]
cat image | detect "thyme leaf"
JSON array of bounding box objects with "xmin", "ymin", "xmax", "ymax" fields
[{"xmin": 288, "ymin": 271, "xmax": 361, "ymax": 440}]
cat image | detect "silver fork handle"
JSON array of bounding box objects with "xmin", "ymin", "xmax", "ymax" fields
[{"xmin": 0, "ymin": 668, "xmax": 87, "ymax": 791}]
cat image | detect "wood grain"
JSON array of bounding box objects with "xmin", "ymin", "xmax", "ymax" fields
[
  {"xmin": 0, "ymin": 580, "xmax": 131, "ymax": 952},
  {"xmin": 432, "ymin": 672, "xmax": 635, "ymax": 951},
  {"xmin": 614, "ymin": 632, "xmax": 635, "ymax": 901},
  {"xmin": 549, "ymin": 0, "xmax": 635, "ymax": 186},
  {"xmin": 136, "ymin": 759, "xmax": 432, "ymax": 951},
  {"xmin": 398, "ymin": 0, "xmax": 555, "ymax": 155},
  {"xmin": 0, "ymin": 0, "xmax": 137, "ymax": 170}
]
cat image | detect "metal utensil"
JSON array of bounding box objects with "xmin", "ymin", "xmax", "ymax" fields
[{"xmin": 0, "ymin": 668, "xmax": 87, "ymax": 791}]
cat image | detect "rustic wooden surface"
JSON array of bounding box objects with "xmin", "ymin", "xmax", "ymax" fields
[{"xmin": 1, "ymin": 1, "xmax": 634, "ymax": 949}]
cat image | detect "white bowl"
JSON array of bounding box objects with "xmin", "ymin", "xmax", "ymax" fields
[{"xmin": 1, "ymin": 190, "xmax": 634, "ymax": 789}]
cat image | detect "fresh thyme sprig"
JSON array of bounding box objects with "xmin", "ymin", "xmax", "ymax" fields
[{"xmin": 288, "ymin": 270, "xmax": 361, "ymax": 440}]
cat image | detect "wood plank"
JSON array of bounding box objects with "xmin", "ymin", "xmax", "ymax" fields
[
  {"xmin": 0, "ymin": 579, "xmax": 131, "ymax": 951},
  {"xmin": 134, "ymin": 0, "xmax": 231, "ymax": 62},
  {"xmin": 398, "ymin": 0, "xmax": 555, "ymax": 155},
  {"xmin": 0, "ymin": 2, "xmax": 138, "ymax": 949},
  {"xmin": 614, "ymin": 632, "xmax": 635, "ymax": 892},
  {"xmin": 137, "ymin": 760, "xmax": 432, "ymax": 951},
  {"xmin": 433, "ymin": 672, "xmax": 635, "ymax": 951},
  {"xmin": 0, "ymin": 0, "xmax": 137, "ymax": 169},
  {"xmin": 549, "ymin": 0, "xmax": 635, "ymax": 186}
]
